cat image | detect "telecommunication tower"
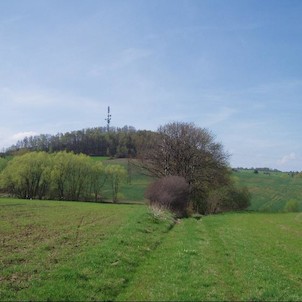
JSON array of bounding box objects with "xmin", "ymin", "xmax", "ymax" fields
[{"xmin": 105, "ymin": 106, "xmax": 111, "ymax": 132}]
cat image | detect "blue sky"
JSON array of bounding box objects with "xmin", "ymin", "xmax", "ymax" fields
[{"xmin": 0, "ymin": 0, "xmax": 301, "ymax": 171}]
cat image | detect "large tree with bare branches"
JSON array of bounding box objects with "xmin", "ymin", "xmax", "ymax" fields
[{"xmin": 138, "ymin": 122, "xmax": 231, "ymax": 212}]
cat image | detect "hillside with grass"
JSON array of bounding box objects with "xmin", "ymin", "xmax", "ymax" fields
[
  {"xmin": 98, "ymin": 158, "xmax": 302, "ymax": 213},
  {"xmin": 1, "ymin": 150, "xmax": 301, "ymax": 301},
  {"xmin": 235, "ymin": 170, "xmax": 302, "ymax": 212},
  {"xmin": 98, "ymin": 157, "xmax": 153, "ymax": 203},
  {"xmin": 1, "ymin": 198, "xmax": 301, "ymax": 301},
  {"xmin": 1, "ymin": 154, "xmax": 301, "ymax": 213}
]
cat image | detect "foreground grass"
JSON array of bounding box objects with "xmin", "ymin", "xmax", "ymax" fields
[
  {"xmin": 1, "ymin": 198, "xmax": 301, "ymax": 301},
  {"xmin": 119, "ymin": 212, "xmax": 302, "ymax": 301},
  {"xmin": 0, "ymin": 198, "xmax": 174, "ymax": 301}
]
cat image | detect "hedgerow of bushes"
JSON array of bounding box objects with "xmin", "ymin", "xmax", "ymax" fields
[{"xmin": 145, "ymin": 175, "xmax": 251, "ymax": 217}]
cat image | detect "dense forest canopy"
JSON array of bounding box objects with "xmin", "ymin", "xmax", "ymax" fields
[{"xmin": 4, "ymin": 126, "xmax": 154, "ymax": 158}]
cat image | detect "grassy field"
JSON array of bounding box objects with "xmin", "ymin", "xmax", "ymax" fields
[
  {"xmin": 119, "ymin": 212, "xmax": 302, "ymax": 301},
  {"xmin": 2, "ymin": 155, "xmax": 301, "ymax": 212},
  {"xmin": 94, "ymin": 158, "xmax": 302, "ymax": 212},
  {"xmin": 236, "ymin": 170, "xmax": 302, "ymax": 212},
  {"xmin": 96, "ymin": 157, "xmax": 154, "ymax": 202},
  {"xmin": 0, "ymin": 198, "xmax": 174, "ymax": 301},
  {"xmin": 1, "ymin": 198, "xmax": 301, "ymax": 301}
]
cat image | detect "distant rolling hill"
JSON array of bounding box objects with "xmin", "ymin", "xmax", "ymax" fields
[
  {"xmin": 99, "ymin": 158, "xmax": 302, "ymax": 213},
  {"xmin": 236, "ymin": 170, "xmax": 302, "ymax": 212}
]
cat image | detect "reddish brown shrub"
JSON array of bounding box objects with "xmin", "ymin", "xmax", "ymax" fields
[{"xmin": 145, "ymin": 176, "xmax": 190, "ymax": 217}]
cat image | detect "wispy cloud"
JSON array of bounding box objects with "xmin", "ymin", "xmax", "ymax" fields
[
  {"xmin": 0, "ymin": 128, "xmax": 37, "ymax": 150},
  {"xmin": 277, "ymin": 152, "xmax": 296, "ymax": 165},
  {"xmin": 12, "ymin": 131, "xmax": 38, "ymax": 141},
  {"xmin": 0, "ymin": 86, "xmax": 110, "ymax": 142}
]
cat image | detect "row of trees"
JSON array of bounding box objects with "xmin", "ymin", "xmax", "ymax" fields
[
  {"xmin": 6, "ymin": 126, "xmax": 154, "ymax": 158},
  {"xmin": 0, "ymin": 151, "xmax": 126, "ymax": 202},
  {"xmin": 2, "ymin": 121, "xmax": 251, "ymax": 216}
]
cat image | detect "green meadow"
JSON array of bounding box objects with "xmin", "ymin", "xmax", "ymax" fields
[
  {"xmin": 119, "ymin": 212, "xmax": 302, "ymax": 301},
  {"xmin": 1, "ymin": 158, "xmax": 302, "ymax": 301},
  {"xmin": 1, "ymin": 198, "xmax": 301, "ymax": 301},
  {"xmin": 0, "ymin": 198, "xmax": 174, "ymax": 301},
  {"xmin": 94, "ymin": 158, "xmax": 302, "ymax": 212},
  {"xmin": 101, "ymin": 158, "xmax": 302, "ymax": 212},
  {"xmin": 95, "ymin": 157, "xmax": 153, "ymax": 203},
  {"xmin": 236, "ymin": 170, "xmax": 302, "ymax": 212}
]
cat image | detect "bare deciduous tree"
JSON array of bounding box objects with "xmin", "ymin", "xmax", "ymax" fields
[{"xmin": 138, "ymin": 122, "xmax": 231, "ymax": 213}]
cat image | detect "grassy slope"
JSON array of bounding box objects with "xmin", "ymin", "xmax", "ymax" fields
[
  {"xmin": 97, "ymin": 158, "xmax": 302, "ymax": 212},
  {"xmin": 95, "ymin": 157, "xmax": 154, "ymax": 202},
  {"xmin": 2, "ymin": 159, "xmax": 301, "ymax": 300},
  {"xmin": 3, "ymin": 156, "xmax": 301, "ymax": 211},
  {"xmin": 119, "ymin": 212, "xmax": 302, "ymax": 301},
  {"xmin": 0, "ymin": 198, "xmax": 174, "ymax": 301},
  {"xmin": 236, "ymin": 170, "xmax": 302, "ymax": 212},
  {"xmin": 1, "ymin": 198, "xmax": 301, "ymax": 301}
]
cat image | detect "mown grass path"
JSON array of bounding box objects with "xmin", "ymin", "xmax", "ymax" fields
[{"xmin": 119, "ymin": 212, "xmax": 302, "ymax": 301}]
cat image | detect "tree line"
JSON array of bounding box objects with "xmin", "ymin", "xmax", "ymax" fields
[
  {"xmin": 0, "ymin": 151, "xmax": 126, "ymax": 202},
  {"xmin": 5, "ymin": 126, "xmax": 154, "ymax": 158},
  {"xmin": 2, "ymin": 121, "xmax": 251, "ymax": 216}
]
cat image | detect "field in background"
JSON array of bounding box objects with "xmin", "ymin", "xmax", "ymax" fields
[
  {"xmin": 236, "ymin": 170, "xmax": 302, "ymax": 212},
  {"xmin": 97, "ymin": 157, "xmax": 302, "ymax": 212},
  {"xmin": 1, "ymin": 198, "xmax": 301, "ymax": 301},
  {"xmin": 1, "ymin": 155, "xmax": 301, "ymax": 212},
  {"xmin": 93, "ymin": 157, "xmax": 153, "ymax": 203}
]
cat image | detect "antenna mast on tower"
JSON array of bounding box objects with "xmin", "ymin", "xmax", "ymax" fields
[{"xmin": 105, "ymin": 106, "xmax": 111, "ymax": 132}]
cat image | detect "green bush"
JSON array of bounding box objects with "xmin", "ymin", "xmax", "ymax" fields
[
  {"xmin": 284, "ymin": 200, "xmax": 300, "ymax": 212},
  {"xmin": 0, "ymin": 151, "xmax": 125, "ymax": 202},
  {"xmin": 0, "ymin": 157, "xmax": 8, "ymax": 172},
  {"xmin": 206, "ymin": 185, "xmax": 251, "ymax": 214}
]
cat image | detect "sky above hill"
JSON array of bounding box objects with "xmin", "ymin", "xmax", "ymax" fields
[{"xmin": 0, "ymin": 0, "xmax": 301, "ymax": 171}]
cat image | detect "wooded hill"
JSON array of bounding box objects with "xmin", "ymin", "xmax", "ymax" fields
[{"xmin": 5, "ymin": 126, "xmax": 154, "ymax": 158}]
